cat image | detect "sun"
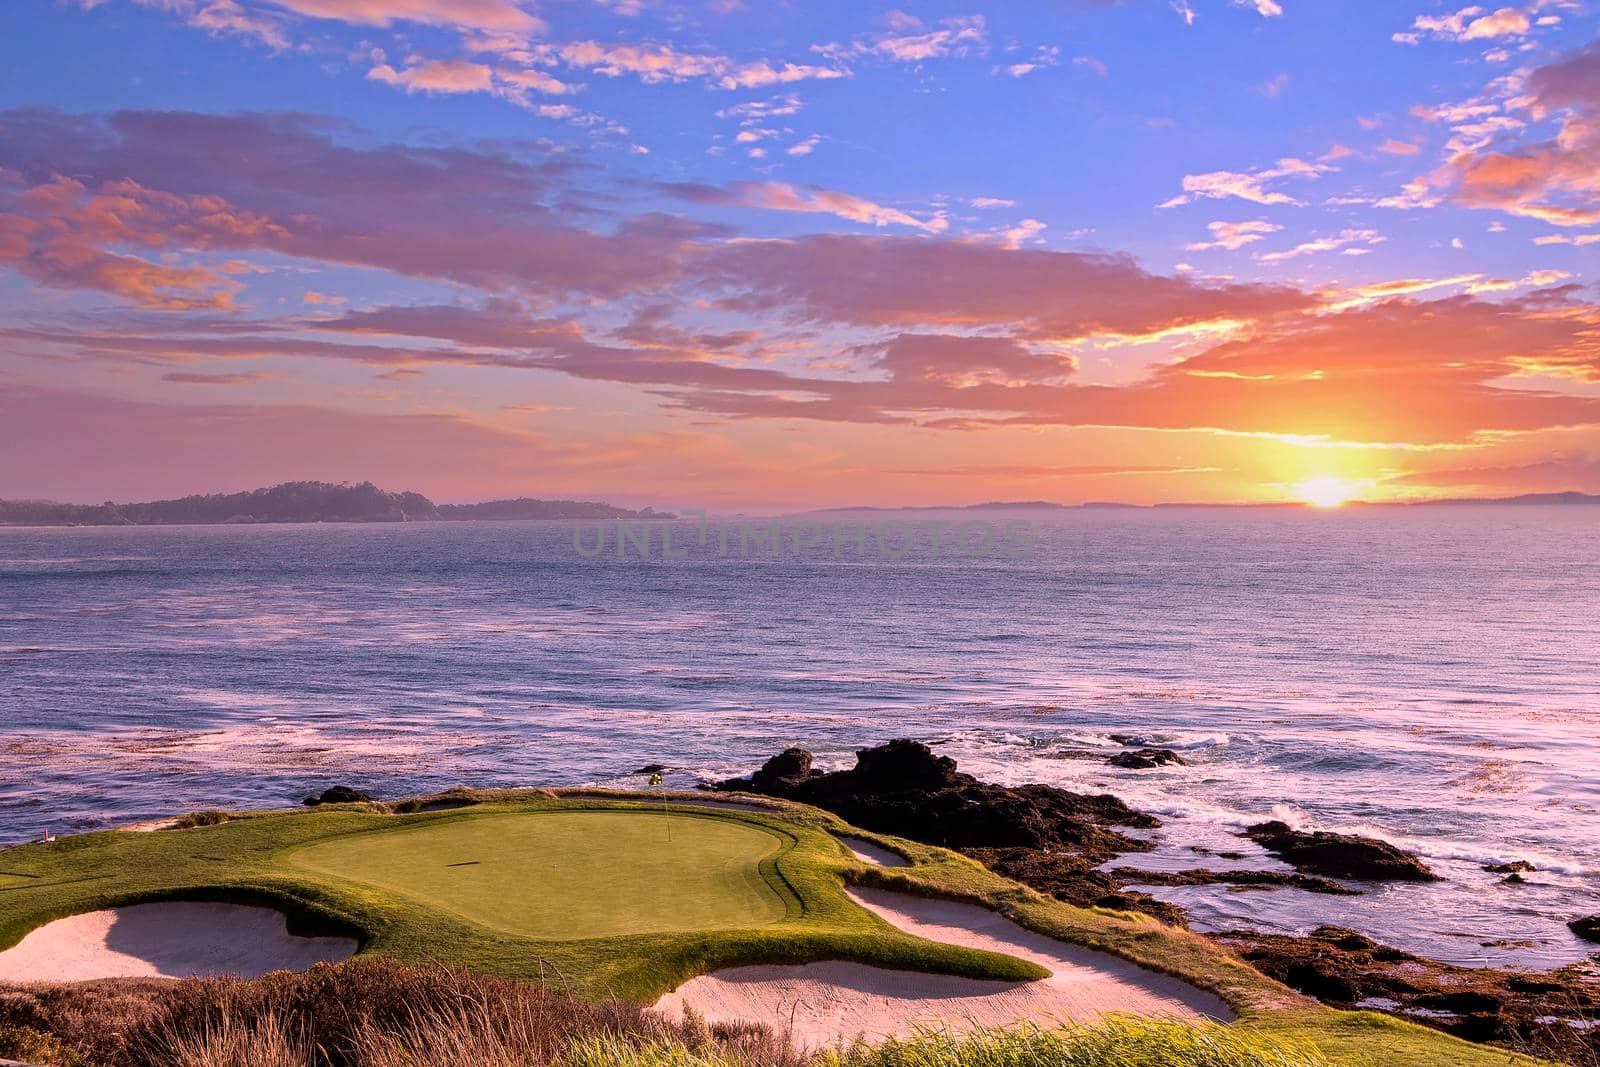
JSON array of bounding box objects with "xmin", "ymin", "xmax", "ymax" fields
[{"xmin": 1294, "ymin": 476, "xmax": 1357, "ymax": 509}]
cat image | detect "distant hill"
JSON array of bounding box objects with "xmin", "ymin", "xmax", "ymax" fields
[
  {"xmin": 1405, "ymin": 491, "xmax": 1600, "ymax": 507},
  {"xmin": 437, "ymin": 498, "xmax": 667, "ymax": 521},
  {"xmin": 0, "ymin": 481, "xmax": 667, "ymax": 527},
  {"xmin": 801, "ymin": 491, "xmax": 1600, "ymax": 513}
]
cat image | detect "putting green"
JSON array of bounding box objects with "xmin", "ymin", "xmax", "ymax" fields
[{"xmin": 287, "ymin": 810, "xmax": 788, "ymax": 940}]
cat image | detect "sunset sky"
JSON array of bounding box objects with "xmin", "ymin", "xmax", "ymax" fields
[{"xmin": 1, "ymin": 0, "xmax": 1598, "ymax": 509}]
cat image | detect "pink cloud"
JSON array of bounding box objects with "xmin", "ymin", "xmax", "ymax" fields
[
  {"xmin": 3, "ymin": 107, "xmax": 1598, "ymax": 463},
  {"xmin": 262, "ymin": 0, "xmax": 540, "ymax": 32},
  {"xmin": 536, "ymin": 41, "xmax": 845, "ymax": 90},
  {"xmin": 815, "ymin": 15, "xmax": 987, "ymax": 64},
  {"xmin": 368, "ymin": 59, "xmax": 495, "ymax": 94},
  {"xmin": 162, "ymin": 370, "xmax": 275, "ymax": 384},
  {"xmin": 664, "ymin": 181, "xmax": 946, "ymax": 232},
  {"xmin": 696, "ymin": 234, "xmax": 1313, "ymax": 340},
  {"xmin": 1161, "ymin": 158, "xmax": 1333, "ymax": 208},
  {"xmin": 0, "ymin": 110, "xmax": 708, "ymax": 299},
  {"xmin": 1439, "ymin": 41, "xmax": 1600, "ymax": 226}
]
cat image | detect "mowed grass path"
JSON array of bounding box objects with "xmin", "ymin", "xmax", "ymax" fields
[{"xmin": 288, "ymin": 811, "xmax": 786, "ymax": 940}]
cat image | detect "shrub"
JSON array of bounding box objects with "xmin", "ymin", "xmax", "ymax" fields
[{"xmin": 0, "ymin": 1023, "xmax": 86, "ymax": 1066}]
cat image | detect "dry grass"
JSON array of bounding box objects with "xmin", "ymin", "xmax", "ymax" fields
[
  {"xmin": 0, "ymin": 958, "xmax": 802, "ymax": 1067},
  {"xmin": 0, "ymin": 962, "xmax": 1340, "ymax": 1067}
]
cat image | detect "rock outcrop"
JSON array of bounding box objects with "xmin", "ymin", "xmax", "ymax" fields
[
  {"xmin": 1242, "ymin": 821, "xmax": 1438, "ymax": 882},
  {"xmin": 717, "ymin": 740, "xmax": 1182, "ymax": 920},
  {"xmin": 303, "ymin": 785, "xmax": 374, "ymax": 807},
  {"xmin": 719, "ymin": 739, "xmax": 1155, "ymax": 856},
  {"xmin": 1106, "ymin": 748, "xmax": 1186, "ymax": 769},
  {"xmin": 1219, "ymin": 925, "xmax": 1600, "ymax": 1058}
]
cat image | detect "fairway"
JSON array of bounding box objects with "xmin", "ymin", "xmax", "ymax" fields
[{"xmin": 286, "ymin": 810, "xmax": 789, "ymax": 940}]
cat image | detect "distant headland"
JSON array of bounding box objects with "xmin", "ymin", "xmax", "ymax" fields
[
  {"xmin": 4, "ymin": 482, "xmax": 1596, "ymax": 528},
  {"xmin": 0, "ymin": 481, "xmax": 670, "ymax": 527},
  {"xmin": 805, "ymin": 491, "xmax": 1600, "ymax": 514}
]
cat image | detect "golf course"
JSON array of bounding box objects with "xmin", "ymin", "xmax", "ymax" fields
[{"xmin": 0, "ymin": 790, "xmax": 1553, "ymax": 1064}]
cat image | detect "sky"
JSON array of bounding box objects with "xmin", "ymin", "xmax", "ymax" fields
[{"xmin": 0, "ymin": 0, "xmax": 1598, "ymax": 509}]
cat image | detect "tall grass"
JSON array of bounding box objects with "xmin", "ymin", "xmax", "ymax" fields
[
  {"xmin": 559, "ymin": 1035, "xmax": 784, "ymax": 1067},
  {"xmin": 825, "ymin": 1018, "xmax": 1329, "ymax": 1067},
  {"xmin": 0, "ymin": 958, "xmax": 802, "ymax": 1067},
  {"xmin": 2, "ymin": 960, "xmax": 1326, "ymax": 1067},
  {"xmin": 558, "ymin": 1021, "xmax": 1329, "ymax": 1067}
]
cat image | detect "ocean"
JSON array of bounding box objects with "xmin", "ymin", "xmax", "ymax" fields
[{"xmin": 1, "ymin": 507, "xmax": 1596, "ymax": 970}]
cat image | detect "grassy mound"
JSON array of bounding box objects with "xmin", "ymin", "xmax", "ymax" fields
[{"xmin": 0, "ymin": 795, "xmax": 1041, "ymax": 999}]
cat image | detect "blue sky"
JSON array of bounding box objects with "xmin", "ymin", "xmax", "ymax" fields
[{"xmin": 1, "ymin": 0, "xmax": 1597, "ymax": 507}]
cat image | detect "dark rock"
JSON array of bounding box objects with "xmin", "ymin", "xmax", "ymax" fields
[
  {"xmin": 1329, "ymin": 930, "xmax": 1379, "ymax": 952},
  {"xmin": 303, "ymin": 785, "xmax": 374, "ymax": 806},
  {"xmin": 1215, "ymin": 925, "xmax": 1600, "ymax": 1059},
  {"xmin": 1242, "ymin": 820, "xmax": 1438, "ymax": 882},
  {"xmin": 633, "ymin": 764, "xmax": 667, "ymax": 775},
  {"xmin": 968, "ymin": 847, "xmax": 1187, "ymax": 926},
  {"xmin": 1416, "ymin": 991, "xmax": 1504, "ymax": 1015},
  {"xmin": 1569, "ymin": 915, "xmax": 1600, "ymax": 943},
  {"xmin": 1507, "ymin": 976, "xmax": 1565, "ymax": 994},
  {"xmin": 718, "ymin": 740, "xmax": 1176, "ymax": 923},
  {"xmin": 1500, "ymin": 872, "xmax": 1526, "ymax": 885},
  {"xmin": 744, "ymin": 747, "xmax": 818, "ymax": 791},
  {"xmin": 718, "ymin": 740, "xmax": 1157, "ymax": 854},
  {"xmin": 1284, "ymin": 963, "xmax": 1361, "ymax": 1005},
  {"xmin": 853, "ymin": 739, "xmax": 960, "ymax": 789},
  {"xmin": 1484, "ymin": 860, "xmax": 1536, "ymax": 873},
  {"xmin": 1445, "ymin": 1014, "xmax": 1514, "ymax": 1043},
  {"xmin": 1107, "ymin": 748, "xmax": 1187, "ymax": 769}
]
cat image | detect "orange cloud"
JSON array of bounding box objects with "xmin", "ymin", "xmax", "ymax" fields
[
  {"xmin": 3, "ymin": 106, "xmax": 1597, "ymax": 479},
  {"xmin": 1438, "ymin": 41, "xmax": 1600, "ymax": 226}
]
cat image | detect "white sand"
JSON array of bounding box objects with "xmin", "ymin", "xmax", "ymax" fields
[
  {"xmin": 0, "ymin": 902, "xmax": 357, "ymax": 983},
  {"xmin": 655, "ymin": 887, "xmax": 1232, "ymax": 1049},
  {"xmin": 835, "ymin": 835, "xmax": 911, "ymax": 867}
]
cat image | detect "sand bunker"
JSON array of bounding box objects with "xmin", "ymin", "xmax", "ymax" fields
[
  {"xmin": 655, "ymin": 887, "xmax": 1232, "ymax": 1048},
  {"xmin": 0, "ymin": 902, "xmax": 357, "ymax": 982},
  {"xmin": 836, "ymin": 836, "xmax": 911, "ymax": 868}
]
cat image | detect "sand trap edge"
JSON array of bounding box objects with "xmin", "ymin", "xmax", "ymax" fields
[{"xmin": 0, "ymin": 901, "xmax": 358, "ymax": 983}]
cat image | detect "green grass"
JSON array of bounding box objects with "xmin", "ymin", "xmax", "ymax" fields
[
  {"xmin": 287, "ymin": 811, "xmax": 787, "ymax": 940},
  {"xmin": 0, "ymin": 790, "xmax": 1554, "ymax": 1066},
  {"xmin": 558, "ymin": 1018, "xmax": 1330, "ymax": 1067},
  {"xmin": 0, "ymin": 795, "xmax": 1042, "ymax": 1001},
  {"xmin": 827, "ymin": 1018, "xmax": 1329, "ymax": 1067}
]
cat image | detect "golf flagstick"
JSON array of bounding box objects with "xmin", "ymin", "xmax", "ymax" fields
[{"xmin": 650, "ymin": 772, "xmax": 670, "ymax": 841}]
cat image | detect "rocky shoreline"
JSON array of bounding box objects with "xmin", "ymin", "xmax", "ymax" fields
[{"xmin": 713, "ymin": 739, "xmax": 1600, "ymax": 1065}]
